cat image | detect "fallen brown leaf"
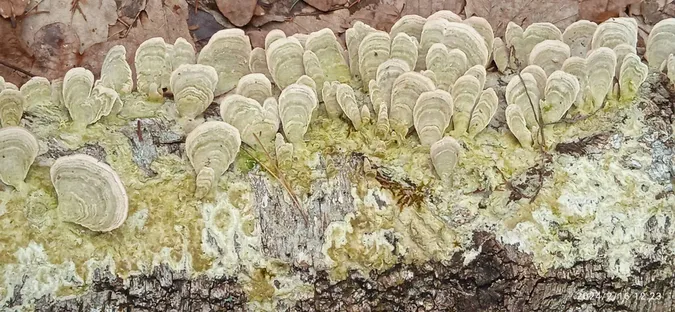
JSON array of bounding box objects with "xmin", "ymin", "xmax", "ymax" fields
[
  {"xmin": 400, "ymin": 0, "xmax": 465, "ymax": 17},
  {"xmin": 348, "ymin": 0, "xmax": 405, "ymax": 32},
  {"xmin": 465, "ymin": 0, "xmax": 578, "ymax": 36},
  {"xmin": 579, "ymin": 0, "xmax": 642, "ymax": 22},
  {"xmin": 216, "ymin": 0, "xmax": 257, "ymax": 26},
  {"xmin": 0, "ymin": 0, "xmax": 27, "ymax": 19},
  {"xmin": 303, "ymin": 0, "xmax": 348, "ymax": 12},
  {"xmin": 639, "ymin": 0, "xmax": 675, "ymax": 25},
  {"xmin": 244, "ymin": 8, "xmax": 351, "ymax": 47}
]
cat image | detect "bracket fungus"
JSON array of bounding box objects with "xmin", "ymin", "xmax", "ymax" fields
[
  {"xmin": 390, "ymin": 32, "xmax": 419, "ymax": 72},
  {"xmin": 619, "ymin": 53, "xmax": 649, "ymax": 101},
  {"xmin": 304, "ymin": 28, "xmax": 350, "ymax": 83},
  {"xmin": 541, "ymin": 70, "xmax": 580, "ymax": 124},
  {"xmin": 492, "ymin": 38, "xmax": 509, "ymax": 73},
  {"xmin": 521, "ymin": 65, "xmax": 548, "ymax": 97},
  {"xmin": 0, "ymin": 126, "xmax": 38, "ymax": 187},
  {"xmin": 426, "ymin": 44, "xmax": 468, "ymax": 91},
  {"xmin": 170, "ymin": 64, "xmax": 219, "ymax": 120},
  {"xmin": 505, "ymin": 104, "xmax": 533, "ymax": 149},
  {"xmin": 236, "ymin": 73, "xmax": 273, "ymax": 105},
  {"xmin": 20, "ymin": 77, "xmax": 51, "ymax": 111},
  {"xmin": 197, "ymin": 29, "xmax": 252, "ymax": 95},
  {"xmin": 249, "ymin": 47, "xmax": 273, "ymax": 81},
  {"xmin": 134, "ymin": 37, "xmax": 171, "ymax": 100},
  {"xmin": 171, "ymin": 38, "xmax": 196, "ymax": 71},
  {"xmin": 359, "ymin": 31, "xmax": 391, "ymax": 90},
  {"xmin": 63, "ymin": 68, "xmax": 122, "ymax": 127},
  {"xmin": 443, "ymin": 22, "xmax": 489, "ymax": 68},
  {"xmin": 412, "ymin": 89, "xmax": 454, "ymax": 146},
  {"xmin": 220, "ymin": 94, "xmax": 279, "ymax": 147},
  {"xmin": 63, "ymin": 67, "xmax": 95, "ymax": 116},
  {"xmin": 50, "ymin": 154, "xmax": 129, "ymax": 232},
  {"xmin": 562, "ymin": 20, "xmax": 598, "ymax": 58},
  {"xmin": 419, "ymin": 19, "xmax": 451, "ymax": 70},
  {"xmin": 520, "ymin": 23, "xmax": 563, "ymax": 65},
  {"xmin": 100, "ymin": 45, "xmax": 133, "ymax": 95},
  {"xmin": 562, "ymin": 57, "xmax": 588, "ymax": 107},
  {"xmin": 430, "ymin": 136, "xmax": 462, "ymax": 182},
  {"xmin": 336, "ymin": 84, "xmax": 362, "ymax": 130},
  {"xmin": 586, "ymin": 47, "xmax": 617, "ymax": 113},
  {"xmin": 302, "ymin": 50, "xmax": 326, "ymax": 101},
  {"xmin": 389, "ymin": 71, "xmax": 436, "ymax": 136},
  {"xmin": 346, "ymin": 21, "xmax": 377, "ymax": 78},
  {"xmin": 668, "ymin": 54, "xmax": 675, "ymax": 86},
  {"xmin": 375, "ymin": 59, "xmax": 411, "ymax": 110},
  {"xmin": 462, "ymin": 16, "xmax": 494, "ymax": 59},
  {"xmin": 612, "ymin": 43, "xmax": 638, "ymax": 78},
  {"xmin": 468, "ymin": 88, "xmax": 498, "ymax": 137},
  {"xmin": 646, "ymin": 18, "xmax": 675, "ymax": 68},
  {"xmin": 591, "ymin": 17, "xmax": 638, "ymax": 51},
  {"xmin": 275, "ymin": 133, "xmax": 294, "ymax": 167},
  {"xmin": 428, "ymin": 10, "xmax": 462, "ymax": 23},
  {"xmin": 278, "ymin": 83, "xmax": 318, "ymax": 143},
  {"xmin": 185, "ymin": 121, "xmax": 242, "ymax": 199},
  {"xmin": 505, "ymin": 73, "xmax": 541, "ymax": 127},
  {"xmin": 0, "ymin": 89, "xmax": 26, "ymax": 127},
  {"xmin": 451, "ymin": 75, "xmax": 482, "ymax": 135},
  {"xmin": 266, "ymin": 36, "xmax": 306, "ymax": 90},
  {"xmin": 528, "ymin": 40, "xmax": 571, "ymax": 76},
  {"xmin": 322, "ymin": 81, "xmax": 342, "ymax": 119}
]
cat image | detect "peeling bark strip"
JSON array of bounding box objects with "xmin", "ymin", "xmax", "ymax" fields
[{"xmin": 36, "ymin": 232, "xmax": 675, "ymax": 311}]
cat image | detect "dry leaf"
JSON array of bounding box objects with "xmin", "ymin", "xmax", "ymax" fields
[
  {"xmin": 0, "ymin": 0, "xmax": 27, "ymax": 19},
  {"xmin": 349, "ymin": 1, "xmax": 405, "ymax": 32},
  {"xmin": 400, "ymin": 0, "xmax": 465, "ymax": 17},
  {"xmin": 579, "ymin": 0, "xmax": 643, "ymax": 22},
  {"xmin": 304, "ymin": 0, "xmax": 348, "ymax": 12},
  {"xmin": 465, "ymin": 0, "xmax": 578, "ymax": 36},
  {"xmin": 216, "ymin": 0, "xmax": 257, "ymax": 27},
  {"xmin": 639, "ymin": 0, "xmax": 675, "ymax": 25},
  {"xmin": 20, "ymin": 0, "xmax": 118, "ymax": 53}
]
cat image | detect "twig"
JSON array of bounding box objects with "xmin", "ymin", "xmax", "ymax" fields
[
  {"xmin": 122, "ymin": 10, "xmax": 143, "ymax": 38},
  {"xmin": 0, "ymin": 60, "xmax": 37, "ymax": 77},
  {"xmin": 243, "ymin": 134, "xmax": 309, "ymax": 225},
  {"xmin": 136, "ymin": 120, "xmax": 143, "ymax": 142}
]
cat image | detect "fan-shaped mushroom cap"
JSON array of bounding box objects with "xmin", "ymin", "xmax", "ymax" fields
[
  {"xmin": 197, "ymin": 29, "xmax": 252, "ymax": 95},
  {"xmin": 275, "ymin": 133, "xmax": 294, "ymax": 167},
  {"xmin": 249, "ymin": 47, "xmax": 273, "ymax": 81},
  {"xmin": 305, "ymin": 28, "xmax": 350, "ymax": 83},
  {"xmin": 220, "ymin": 94, "xmax": 279, "ymax": 147},
  {"xmin": 336, "ymin": 84, "xmax": 362, "ymax": 130},
  {"xmin": 562, "ymin": 20, "xmax": 598, "ymax": 58},
  {"xmin": 505, "ymin": 105, "xmax": 533, "ymax": 149},
  {"xmin": 427, "ymin": 10, "xmax": 462, "ymax": 22},
  {"xmin": 443, "ymin": 22, "xmax": 490, "ymax": 68},
  {"xmin": 295, "ymin": 75, "xmax": 317, "ymax": 95},
  {"xmin": 521, "ymin": 23, "xmax": 563, "ymax": 65},
  {"xmin": 0, "ymin": 127, "xmax": 38, "ymax": 187},
  {"xmin": 468, "ymin": 88, "xmax": 498, "ymax": 137},
  {"xmin": 389, "ymin": 71, "xmax": 436, "ymax": 135},
  {"xmin": 236, "ymin": 73, "xmax": 273, "ymax": 105},
  {"xmin": 451, "ymin": 75, "xmax": 482, "ymax": 134},
  {"xmin": 322, "ymin": 81, "xmax": 342, "ymax": 119},
  {"xmin": 346, "ymin": 21, "xmax": 377, "ymax": 78},
  {"xmin": 426, "ymin": 44, "xmax": 468, "ymax": 91},
  {"xmin": 613, "ymin": 43, "xmax": 637, "ymax": 77},
  {"xmin": 528, "ymin": 40, "xmax": 570, "ymax": 76},
  {"xmin": 562, "ymin": 57, "xmax": 588, "ymax": 107},
  {"xmin": 542, "ymin": 70, "xmax": 580, "ymax": 124},
  {"xmin": 76, "ymin": 84, "xmax": 122, "ymax": 125},
  {"xmin": 99, "ymin": 45, "xmax": 132, "ymax": 92},
  {"xmin": 375, "ymin": 58, "xmax": 411, "ymax": 109},
  {"xmin": 493, "ymin": 38, "xmax": 509, "ymax": 73},
  {"xmin": 591, "ymin": 17, "xmax": 638, "ymax": 51},
  {"xmin": 302, "ymin": 50, "xmax": 326, "ymax": 102},
  {"xmin": 0, "ymin": 89, "xmax": 25, "ymax": 127},
  {"xmin": 505, "ymin": 73, "xmax": 541, "ymax": 127},
  {"xmin": 63, "ymin": 67, "xmax": 95, "ymax": 114},
  {"xmin": 265, "ymin": 29, "xmax": 287, "ymax": 50},
  {"xmin": 619, "ymin": 53, "xmax": 648, "ymax": 101},
  {"xmin": 172, "ymin": 37, "xmax": 196, "ymax": 71},
  {"xmin": 390, "ymin": 32, "xmax": 419, "ymax": 71},
  {"xmin": 667, "ymin": 54, "xmax": 675, "ymax": 86},
  {"xmin": 20, "ymin": 77, "xmax": 51, "ymax": 111},
  {"xmin": 360, "ymin": 105, "xmax": 371, "ymax": 125},
  {"xmin": 430, "ymin": 136, "xmax": 462, "ymax": 182},
  {"xmin": 135, "ymin": 37, "xmax": 171, "ymax": 100},
  {"xmin": 463, "ymin": 16, "xmax": 494, "ymax": 59},
  {"xmin": 586, "ymin": 47, "xmax": 617, "ymax": 112},
  {"xmin": 646, "ymin": 18, "xmax": 675, "ymax": 68},
  {"xmin": 185, "ymin": 121, "xmax": 241, "ymax": 199},
  {"xmin": 278, "ymin": 83, "xmax": 318, "ymax": 143},
  {"xmin": 521, "ymin": 65, "xmax": 548, "ymax": 96},
  {"xmin": 390, "ymin": 14, "xmax": 426, "ymax": 42},
  {"xmin": 50, "ymin": 154, "xmax": 129, "ymax": 232},
  {"xmin": 266, "ymin": 36, "xmax": 306, "ymax": 90},
  {"xmin": 463, "ymin": 65, "xmax": 487, "ymax": 91},
  {"xmin": 4, "ymin": 82, "xmax": 18, "ymax": 91},
  {"xmin": 413, "ymin": 89, "xmax": 454, "ymax": 146},
  {"xmin": 419, "ymin": 19, "xmax": 451, "ymax": 70},
  {"xmin": 170, "ymin": 64, "xmax": 219, "ymax": 119},
  {"xmin": 376, "ymin": 103, "xmax": 390, "ymax": 137},
  {"xmin": 359, "ymin": 31, "xmax": 391, "ymax": 90},
  {"xmin": 505, "ymin": 22, "xmax": 525, "ymax": 68}
]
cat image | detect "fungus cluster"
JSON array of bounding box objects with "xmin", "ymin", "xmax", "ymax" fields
[{"xmin": 1, "ymin": 14, "xmax": 673, "ymax": 232}]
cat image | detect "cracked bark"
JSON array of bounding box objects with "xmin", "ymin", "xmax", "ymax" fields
[{"xmin": 24, "ymin": 73, "xmax": 675, "ymax": 312}]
